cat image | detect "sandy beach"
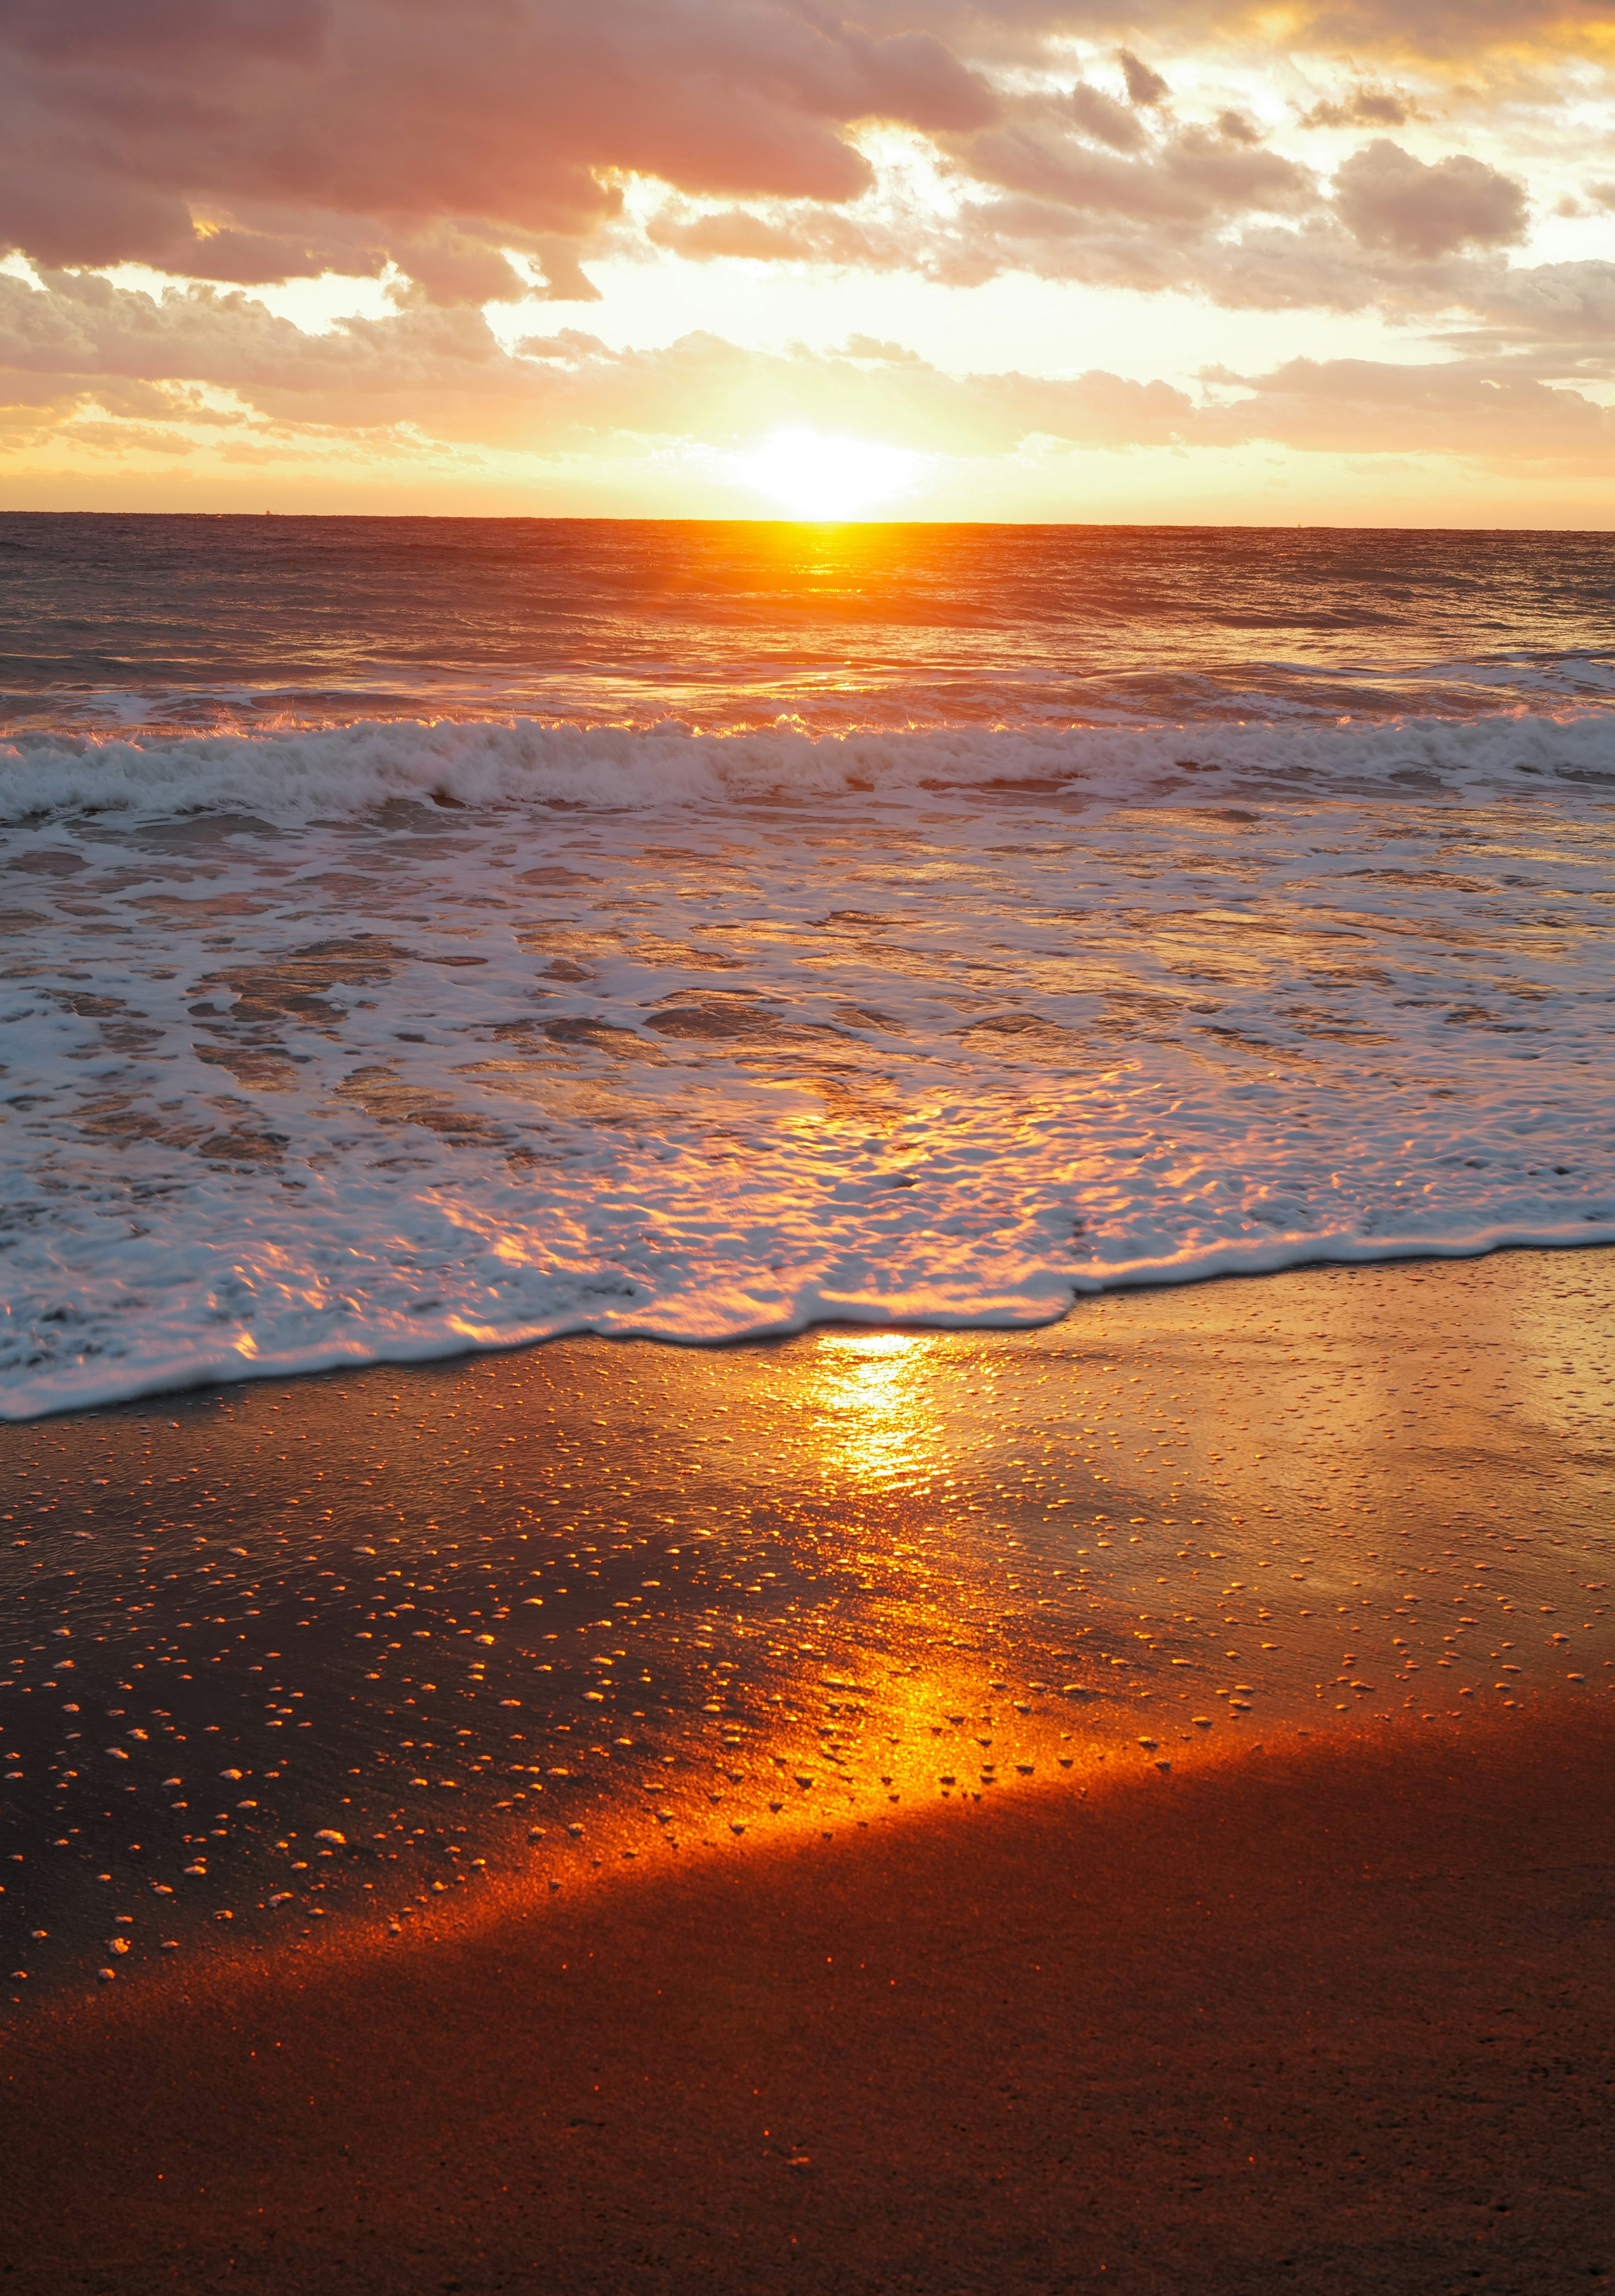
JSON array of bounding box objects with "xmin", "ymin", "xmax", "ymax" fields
[
  {"xmin": 4, "ymin": 1701, "xmax": 1613, "ymax": 2295},
  {"xmin": 2, "ymin": 1247, "xmax": 1612, "ymax": 2288}
]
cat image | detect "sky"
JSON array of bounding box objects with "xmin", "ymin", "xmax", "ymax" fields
[{"xmin": 1, "ymin": 0, "xmax": 1613, "ymax": 524}]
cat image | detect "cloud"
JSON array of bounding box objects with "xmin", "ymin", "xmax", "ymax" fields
[
  {"xmin": 1334, "ymin": 139, "xmax": 1528, "ymax": 260},
  {"xmin": 0, "ymin": 0, "xmax": 1603, "ymax": 489},
  {"xmin": 1117, "ymin": 49, "xmax": 1170, "ymax": 107},
  {"xmin": 1062, "ymin": 81, "xmax": 1149, "ymax": 153},
  {"xmin": 1199, "ymin": 353, "xmax": 1615, "ymax": 465},
  {"xmin": 645, "ymin": 204, "xmax": 889, "ymax": 267},
  {"xmin": 841, "ymin": 0, "xmax": 1614, "ymax": 75},
  {"xmin": 1298, "ymin": 85, "xmax": 1415, "ymax": 128},
  {"xmin": 638, "ymin": 83, "xmax": 1344, "ymax": 308},
  {"xmin": 1427, "ymin": 256, "xmax": 1615, "ymax": 358},
  {"xmin": 961, "ymin": 117, "xmax": 1316, "ymax": 228},
  {"xmin": 0, "ymin": 0, "xmax": 1583, "ymax": 313},
  {"xmin": 0, "ymin": 268, "xmax": 1194, "ymax": 455},
  {"xmin": 917, "ymin": 0, "xmax": 1615, "ymax": 63},
  {"xmin": 3, "ymin": 267, "xmax": 1611, "ymax": 482},
  {"xmin": 0, "ymin": 0, "xmax": 997, "ymax": 299},
  {"xmin": 1240, "ymin": 0, "xmax": 1612, "ymax": 55},
  {"xmin": 638, "ymin": 171, "xmax": 1602, "ymax": 341},
  {"xmin": 837, "ymin": 334, "xmax": 926, "ymax": 361},
  {"xmin": 626, "ymin": 72, "xmax": 1556, "ymax": 335}
]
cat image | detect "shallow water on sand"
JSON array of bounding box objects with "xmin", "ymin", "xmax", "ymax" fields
[
  {"xmin": 2, "ymin": 1248, "xmax": 1610, "ymax": 2005},
  {"xmin": 4, "ymin": 777, "xmax": 1613, "ymax": 1415}
]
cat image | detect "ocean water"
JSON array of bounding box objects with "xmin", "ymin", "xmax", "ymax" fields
[{"xmin": 2, "ymin": 514, "xmax": 1613, "ymax": 1418}]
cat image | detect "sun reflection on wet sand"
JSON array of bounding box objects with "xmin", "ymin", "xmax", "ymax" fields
[
  {"xmin": 0, "ymin": 1247, "xmax": 1610, "ymax": 1997},
  {"xmin": 808, "ymin": 1331, "xmax": 941, "ymax": 1491}
]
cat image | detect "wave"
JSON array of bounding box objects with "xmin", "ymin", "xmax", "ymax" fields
[
  {"xmin": 3, "ymin": 698, "xmax": 1612, "ymax": 1421},
  {"xmin": 3, "ymin": 705, "xmax": 1615, "ymax": 828}
]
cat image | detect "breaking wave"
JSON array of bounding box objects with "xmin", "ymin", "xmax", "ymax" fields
[{"xmin": 3, "ymin": 705, "xmax": 1614, "ymax": 829}]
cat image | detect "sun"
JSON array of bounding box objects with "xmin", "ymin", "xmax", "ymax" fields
[{"xmin": 733, "ymin": 426, "xmax": 924, "ymax": 519}]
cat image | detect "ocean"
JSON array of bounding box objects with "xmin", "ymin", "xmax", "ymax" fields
[{"xmin": 3, "ymin": 513, "xmax": 1613, "ymax": 1418}]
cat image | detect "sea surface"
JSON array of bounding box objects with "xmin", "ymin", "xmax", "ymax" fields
[{"xmin": 2, "ymin": 514, "xmax": 1614, "ymax": 1417}]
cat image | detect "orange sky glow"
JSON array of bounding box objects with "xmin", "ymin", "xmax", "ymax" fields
[{"xmin": 2, "ymin": 0, "xmax": 1614, "ymax": 523}]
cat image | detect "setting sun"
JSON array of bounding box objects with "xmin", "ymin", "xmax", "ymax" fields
[{"xmin": 732, "ymin": 427, "xmax": 924, "ymax": 519}]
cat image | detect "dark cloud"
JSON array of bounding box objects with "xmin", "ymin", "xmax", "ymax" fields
[
  {"xmin": 1334, "ymin": 139, "xmax": 1528, "ymax": 259},
  {"xmin": 3, "ymin": 0, "xmax": 329, "ymax": 69},
  {"xmin": 381, "ymin": 234, "xmax": 535, "ymax": 312},
  {"xmin": 1299, "ymin": 86, "xmax": 1413, "ymax": 129},
  {"xmin": 0, "ymin": 0, "xmax": 997, "ymax": 299},
  {"xmin": 1117, "ymin": 49, "xmax": 1170, "ymax": 106},
  {"xmin": 645, "ymin": 205, "xmax": 889, "ymax": 267},
  {"xmin": 1062, "ymin": 82, "xmax": 1148, "ymax": 152},
  {"xmin": 961, "ymin": 119, "xmax": 1314, "ymax": 228}
]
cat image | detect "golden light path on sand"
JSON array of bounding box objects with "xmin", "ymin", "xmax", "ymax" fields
[{"xmin": 0, "ymin": 1248, "xmax": 1610, "ymax": 1995}]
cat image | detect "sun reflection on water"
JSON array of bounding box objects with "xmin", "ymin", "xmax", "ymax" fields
[{"xmin": 810, "ymin": 1331, "xmax": 943, "ymax": 1492}]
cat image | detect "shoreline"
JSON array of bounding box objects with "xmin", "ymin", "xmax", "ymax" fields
[
  {"xmin": 3, "ymin": 1246, "xmax": 1611, "ymax": 2003},
  {"xmin": 4, "ymin": 1704, "xmax": 1612, "ymax": 2293},
  {"xmin": 9, "ymin": 1229, "xmax": 1615, "ymax": 1429}
]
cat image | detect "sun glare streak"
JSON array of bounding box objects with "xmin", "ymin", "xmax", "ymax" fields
[{"xmin": 733, "ymin": 427, "xmax": 924, "ymax": 519}]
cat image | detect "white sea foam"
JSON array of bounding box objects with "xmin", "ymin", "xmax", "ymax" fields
[
  {"xmin": 2, "ymin": 715, "xmax": 1612, "ymax": 1417},
  {"xmin": 2, "ymin": 706, "xmax": 1614, "ymax": 829}
]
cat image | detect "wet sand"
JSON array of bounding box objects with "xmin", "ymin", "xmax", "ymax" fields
[
  {"xmin": 3, "ymin": 1704, "xmax": 1613, "ymax": 2296},
  {"xmin": 2, "ymin": 1249, "xmax": 1613, "ymax": 2288}
]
